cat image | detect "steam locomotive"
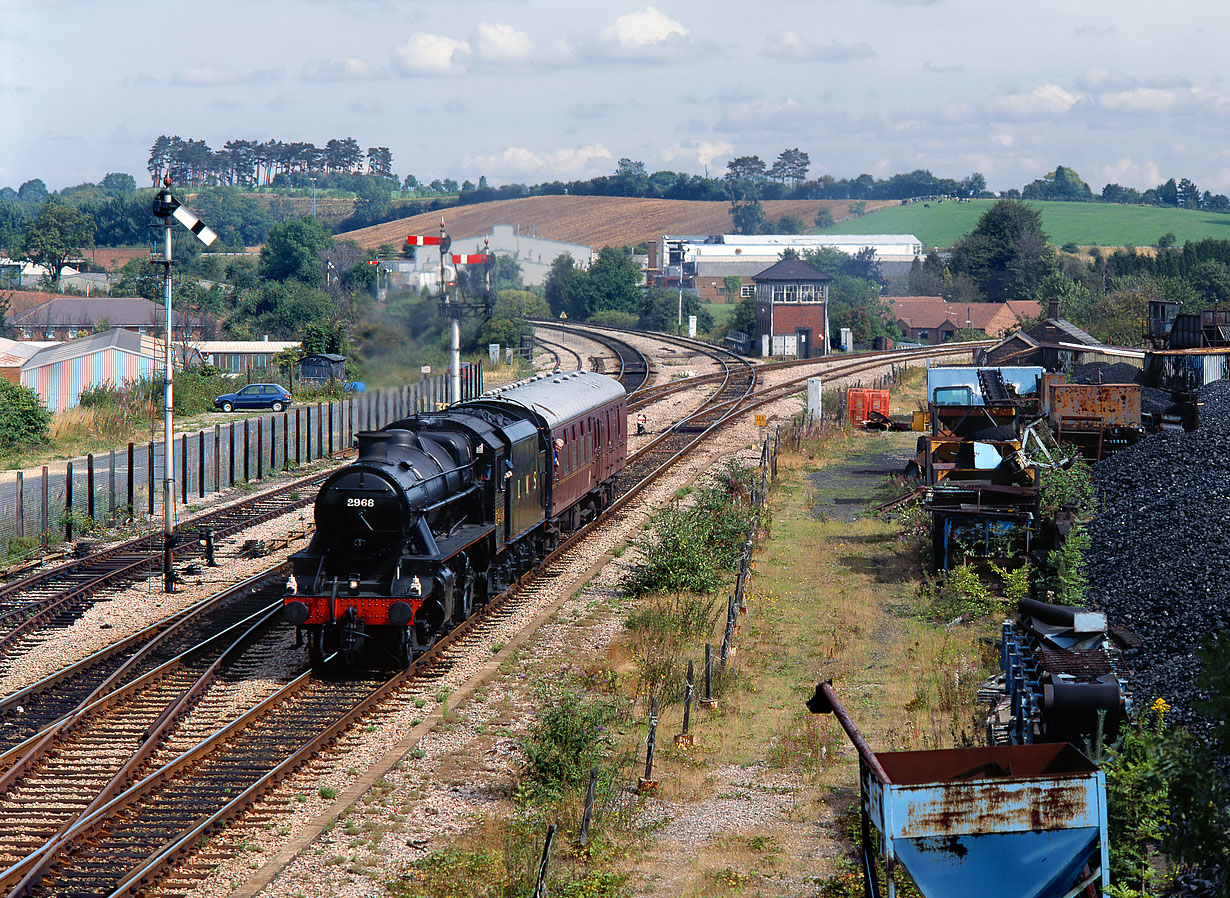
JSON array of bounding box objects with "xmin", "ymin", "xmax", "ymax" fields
[{"xmin": 282, "ymin": 371, "xmax": 628, "ymax": 667}]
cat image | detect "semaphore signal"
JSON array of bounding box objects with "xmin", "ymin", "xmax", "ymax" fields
[{"xmin": 404, "ymin": 221, "xmax": 494, "ymax": 404}]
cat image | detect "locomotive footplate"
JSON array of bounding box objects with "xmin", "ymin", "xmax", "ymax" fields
[{"xmin": 428, "ymin": 523, "xmax": 494, "ymax": 561}]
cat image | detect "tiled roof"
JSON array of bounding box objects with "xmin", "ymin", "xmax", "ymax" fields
[
  {"xmin": 892, "ymin": 298, "xmax": 1041, "ymax": 331},
  {"xmin": 752, "ymin": 259, "xmax": 833, "ymax": 282}
]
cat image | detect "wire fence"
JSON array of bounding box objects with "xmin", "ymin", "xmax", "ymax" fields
[{"xmin": 0, "ymin": 365, "xmax": 483, "ymax": 561}]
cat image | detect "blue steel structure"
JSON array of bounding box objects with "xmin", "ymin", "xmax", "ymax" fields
[{"xmin": 808, "ymin": 681, "xmax": 1110, "ymax": 898}]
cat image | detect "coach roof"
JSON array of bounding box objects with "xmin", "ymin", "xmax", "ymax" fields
[{"xmin": 471, "ymin": 370, "xmax": 625, "ymax": 429}]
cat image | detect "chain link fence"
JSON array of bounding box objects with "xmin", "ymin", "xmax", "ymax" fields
[{"xmin": 0, "ymin": 366, "xmax": 483, "ymax": 562}]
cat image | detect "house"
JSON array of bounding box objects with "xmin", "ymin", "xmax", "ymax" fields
[
  {"xmin": 20, "ymin": 328, "xmax": 202, "ymax": 412},
  {"xmin": 752, "ymin": 259, "xmax": 832, "ymax": 358},
  {"xmin": 978, "ymin": 298, "xmax": 1143, "ymax": 372},
  {"xmin": 387, "ymin": 224, "xmax": 594, "ymax": 289},
  {"xmin": 11, "ymin": 296, "xmax": 199, "ymax": 342},
  {"xmin": 891, "ymin": 297, "xmax": 1041, "ymax": 343},
  {"xmin": 0, "ymin": 337, "xmax": 55, "ymax": 384}
]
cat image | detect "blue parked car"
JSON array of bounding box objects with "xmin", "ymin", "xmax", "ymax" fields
[{"xmin": 213, "ymin": 383, "xmax": 292, "ymax": 413}]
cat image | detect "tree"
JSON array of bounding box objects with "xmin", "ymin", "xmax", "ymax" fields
[
  {"xmin": 948, "ymin": 200, "xmax": 1057, "ymax": 301},
  {"xmin": 259, "ymin": 217, "xmax": 334, "ymax": 284},
  {"xmin": 0, "ymin": 379, "xmax": 51, "ymax": 451},
  {"xmin": 22, "ymin": 198, "xmax": 95, "ymax": 284},
  {"xmin": 1101, "ymin": 183, "xmax": 1143, "ymax": 204},
  {"xmin": 613, "ymin": 158, "xmax": 649, "ymax": 195},
  {"xmin": 99, "ymin": 172, "xmax": 137, "ymax": 193},
  {"xmin": 769, "ymin": 148, "xmax": 810, "ymax": 187},
  {"xmin": 570, "ymin": 246, "xmax": 641, "ymax": 319},
  {"xmin": 813, "ymin": 207, "xmax": 834, "ymax": 229},
  {"xmin": 544, "ymin": 254, "xmax": 579, "ymax": 318},
  {"xmin": 725, "ymin": 156, "xmax": 767, "ymax": 235},
  {"xmin": 228, "ymin": 280, "xmax": 340, "ymax": 339},
  {"xmin": 1021, "ymin": 166, "xmax": 1093, "ymax": 201}
]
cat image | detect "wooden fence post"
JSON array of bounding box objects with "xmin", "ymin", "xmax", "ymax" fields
[
  {"xmin": 243, "ymin": 419, "xmax": 251, "ymax": 482},
  {"xmin": 108, "ymin": 449, "xmax": 116, "ymax": 520},
  {"xmin": 199, "ymin": 431, "xmax": 206, "ymax": 499},
  {"xmin": 306, "ymin": 405, "xmax": 312, "ymax": 461},
  {"xmin": 283, "ymin": 411, "xmax": 290, "ymax": 470},
  {"xmin": 577, "ymin": 768, "xmax": 598, "ymax": 848},
  {"xmin": 86, "ymin": 453, "xmax": 95, "ymax": 522},
  {"xmin": 229, "ymin": 424, "xmax": 236, "ymax": 487},
  {"xmin": 65, "ymin": 460, "xmax": 73, "ymax": 542},
  {"xmin": 638, "ymin": 696, "xmax": 659, "ymax": 792},
  {"xmin": 127, "ymin": 442, "xmax": 135, "ymax": 518},
  {"xmin": 534, "ymin": 823, "xmax": 556, "ymax": 898},
  {"xmin": 257, "ymin": 417, "xmax": 264, "ymax": 480},
  {"xmin": 41, "ymin": 466, "xmax": 49, "ymax": 544},
  {"xmin": 214, "ymin": 426, "xmax": 220, "ymax": 493},
  {"xmin": 181, "ymin": 434, "xmax": 188, "ymax": 504},
  {"xmin": 700, "ymin": 643, "xmax": 717, "ymax": 710},
  {"xmin": 675, "ymin": 660, "xmax": 694, "ymax": 748},
  {"xmin": 147, "ymin": 442, "xmax": 154, "ymax": 516},
  {"xmin": 15, "ymin": 471, "xmax": 23, "ymax": 540}
]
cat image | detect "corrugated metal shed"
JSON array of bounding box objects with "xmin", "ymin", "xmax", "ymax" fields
[
  {"xmin": 198, "ymin": 340, "xmax": 299, "ymax": 373},
  {"xmin": 20, "ymin": 327, "xmax": 188, "ymax": 412},
  {"xmin": 1145, "ymin": 348, "xmax": 1230, "ymax": 392}
]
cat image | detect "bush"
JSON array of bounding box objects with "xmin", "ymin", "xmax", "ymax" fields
[
  {"xmin": 1044, "ymin": 524, "xmax": 1090, "ymax": 605},
  {"xmin": 521, "ymin": 682, "xmax": 622, "ymax": 803},
  {"xmin": 927, "ymin": 564, "xmax": 997, "ymax": 620},
  {"xmin": 1039, "ymin": 453, "xmax": 1096, "ymax": 519},
  {"xmin": 586, "ymin": 309, "xmax": 639, "ymax": 329},
  {"xmin": 0, "ymin": 380, "xmax": 51, "ymax": 451}
]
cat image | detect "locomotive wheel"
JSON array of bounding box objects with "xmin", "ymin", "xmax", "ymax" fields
[
  {"xmin": 395, "ymin": 626, "xmax": 413, "ymax": 668},
  {"xmin": 308, "ymin": 628, "xmax": 326, "ymax": 669},
  {"xmin": 454, "ymin": 576, "xmax": 474, "ymax": 624}
]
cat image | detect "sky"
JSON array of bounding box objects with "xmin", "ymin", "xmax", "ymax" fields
[{"xmin": 4, "ymin": 0, "xmax": 1230, "ymax": 195}]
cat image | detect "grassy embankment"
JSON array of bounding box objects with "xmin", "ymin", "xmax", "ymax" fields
[
  {"xmin": 394, "ymin": 368, "xmax": 1001, "ymax": 898},
  {"xmin": 818, "ymin": 198, "xmax": 1230, "ymax": 249}
]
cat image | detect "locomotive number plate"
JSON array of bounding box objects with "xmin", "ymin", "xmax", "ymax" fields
[{"xmin": 347, "ymin": 498, "xmax": 376, "ymax": 507}]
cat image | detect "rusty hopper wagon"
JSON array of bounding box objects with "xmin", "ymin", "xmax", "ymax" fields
[
  {"xmin": 1042, "ymin": 381, "xmax": 1143, "ymax": 460},
  {"xmin": 809, "ymin": 681, "xmax": 1110, "ymax": 898}
]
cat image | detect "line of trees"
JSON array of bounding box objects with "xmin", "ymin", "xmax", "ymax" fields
[{"xmin": 146, "ymin": 135, "xmax": 397, "ymax": 188}]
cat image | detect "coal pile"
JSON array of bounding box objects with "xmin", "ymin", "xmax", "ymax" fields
[
  {"xmin": 1086, "ymin": 378, "xmax": 1230, "ymax": 743},
  {"xmin": 1071, "ymin": 361, "xmax": 1175, "ymax": 417}
]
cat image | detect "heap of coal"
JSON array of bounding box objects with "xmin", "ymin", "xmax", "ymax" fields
[
  {"xmin": 1085, "ymin": 378, "xmax": 1230, "ymax": 744},
  {"xmin": 1071, "ymin": 361, "xmax": 1175, "ymax": 417}
]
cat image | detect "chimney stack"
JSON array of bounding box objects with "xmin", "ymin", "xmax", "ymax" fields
[{"xmin": 1048, "ymin": 296, "xmax": 1060, "ymax": 320}]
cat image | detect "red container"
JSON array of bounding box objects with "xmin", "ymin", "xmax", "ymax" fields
[{"xmin": 846, "ymin": 388, "xmax": 890, "ymax": 424}]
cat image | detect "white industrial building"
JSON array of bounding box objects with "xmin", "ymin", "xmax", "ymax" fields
[
  {"xmin": 384, "ymin": 224, "xmax": 594, "ymax": 289},
  {"xmin": 20, "ymin": 328, "xmax": 199, "ymax": 413},
  {"xmin": 652, "ymin": 233, "xmax": 925, "ymax": 301}
]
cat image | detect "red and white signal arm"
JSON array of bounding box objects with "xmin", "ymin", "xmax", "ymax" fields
[
  {"xmin": 451, "ymin": 253, "xmax": 492, "ymax": 264},
  {"xmin": 406, "ymin": 235, "xmax": 442, "ymax": 246}
]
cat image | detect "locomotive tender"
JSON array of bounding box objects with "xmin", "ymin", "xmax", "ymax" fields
[{"xmin": 282, "ymin": 370, "xmax": 627, "ymax": 666}]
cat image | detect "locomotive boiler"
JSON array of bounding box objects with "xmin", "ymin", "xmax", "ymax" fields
[{"xmin": 283, "ymin": 370, "xmax": 627, "ymax": 667}]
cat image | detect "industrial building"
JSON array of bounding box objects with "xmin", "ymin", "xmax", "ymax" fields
[
  {"xmin": 198, "ymin": 340, "xmax": 300, "ymax": 375},
  {"xmin": 20, "ymin": 328, "xmax": 201, "ymax": 413},
  {"xmin": 650, "ymin": 233, "xmax": 924, "ymax": 302}
]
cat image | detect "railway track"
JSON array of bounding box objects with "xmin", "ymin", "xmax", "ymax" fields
[
  {"xmin": 0, "ymin": 329, "xmax": 982, "ymax": 895},
  {"xmin": 0, "ymin": 325, "xmax": 746, "ymax": 896},
  {"xmin": 0, "ymin": 465, "xmax": 339, "ymax": 665}
]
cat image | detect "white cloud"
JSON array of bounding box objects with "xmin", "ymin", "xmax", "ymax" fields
[
  {"xmin": 392, "ymin": 33, "xmax": 469, "ymax": 76},
  {"xmin": 923, "ymin": 61, "xmax": 965, "ymax": 74},
  {"xmin": 471, "ymin": 23, "xmax": 534, "ymax": 65},
  {"xmin": 463, "ymin": 143, "xmax": 613, "ymax": 179},
  {"xmin": 1096, "ymin": 86, "xmax": 1210, "ymax": 115},
  {"xmin": 715, "ymin": 98, "xmax": 829, "ymax": 133},
  {"xmin": 765, "ymin": 31, "xmax": 875, "ymax": 62},
  {"xmin": 170, "ymin": 66, "xmax": 282, "ymax": 87},
  {"xmin": 986, "ymin": 83, "xmax": 1080, "ymax": 120},
  {"xmin": 605, "ymin": 7, "xmax": 687, "ymax": 48},
  {"xmin": 391, "ymin": 23, "xmax": 534, "ymax": 76},
  {"xmin": 661, "ymin": 139, "xmax": 734, "ymax": 168},
  {"xmin": 1094, "ymin": 158, "xmax": 1162, "ymax": 190},
  {"xmin": 302, "ymin": 58, "xmax": 380, "ymax": 82},
  {"xmin": 560, "ymin": 6, "xmax": 701, "ymax": 63}
]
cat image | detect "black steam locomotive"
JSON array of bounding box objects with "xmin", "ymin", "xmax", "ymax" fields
[{"xmin": 283, "ymin": 371, "xmax": 628, "ymax": 666}]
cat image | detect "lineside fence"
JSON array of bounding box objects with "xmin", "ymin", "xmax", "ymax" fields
[
  {"xmin": 0, "ymin": 366, "xmax": 483, "ymax": 562},
  {"xmin": 524, "ymin": 432, "xmax": 780, "ymax": 895}
]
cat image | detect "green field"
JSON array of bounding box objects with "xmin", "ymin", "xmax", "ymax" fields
[{"xmin": 819, "ymin": 199, "xmax": 1230, "ymax": 249}]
